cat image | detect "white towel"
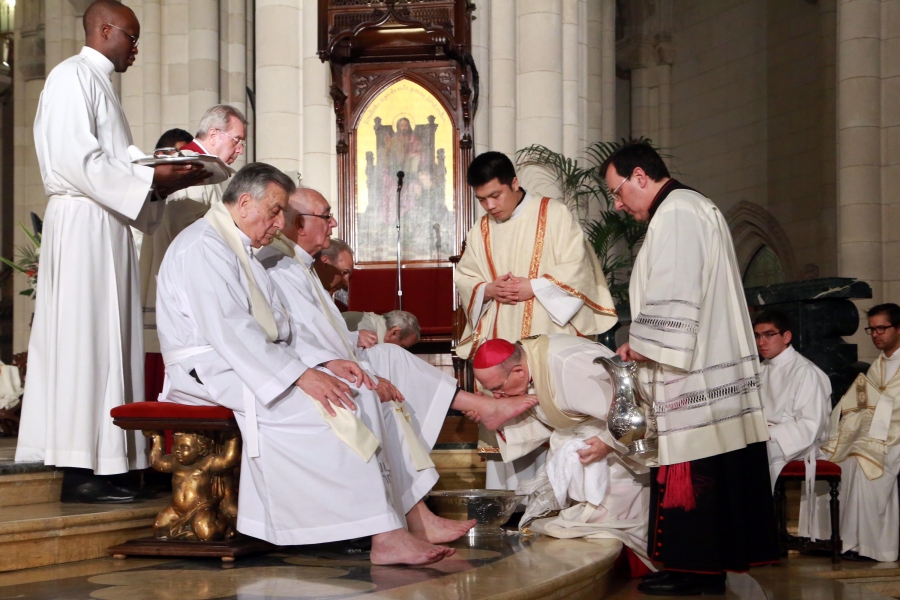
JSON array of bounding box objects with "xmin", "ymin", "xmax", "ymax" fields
[{"xmin": 546, "ymin": 439, "xmax": 610, "ymax": 507}]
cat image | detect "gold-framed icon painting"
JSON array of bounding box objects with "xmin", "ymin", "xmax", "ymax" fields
[{"xmin": 355, "ymin": 79, "xmax": 456, "ymax": 264}]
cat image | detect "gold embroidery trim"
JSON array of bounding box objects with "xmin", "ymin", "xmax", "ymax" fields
[
  {"xmin": 481, "ymin": 215, "xmax": 498, "ymax": 280},
  {"xmin": 541, "ymin": 274, "xmax": 618, "ymax": 317},
  {"xmin": 520, "ymin": 198, "xmax": 551, "ymax": 338},
  {"xmin": 467, "ymin": 282, "xmax": 484, "ymax": 321}
]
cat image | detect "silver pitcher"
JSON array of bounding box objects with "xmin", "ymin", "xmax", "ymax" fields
[{"xmin": 594, "ymin": 355, "xmax": 658, "ymax": 457}]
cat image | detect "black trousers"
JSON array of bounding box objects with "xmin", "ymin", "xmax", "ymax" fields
[{"xmin": 647, "ymin": 442, "xmax": 780, "ymax": 573}]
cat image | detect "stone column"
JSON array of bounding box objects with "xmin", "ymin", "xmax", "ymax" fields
[
  {"xmin": 255, "ymin": 0, "xmax": 301, "ymax": 174},
  {"xmin": 301, "ymin": 0, "xmax": 333, "ymax": 198},
  {"xmin": 561, "ymin": 0, "xmax": 580, "ymax": 158},
  {"xmin": 471, "ymin": 0, "xmax": 490, "ymax": 157},
  {"xmin": 836, "ymin": 0, "xmax": 882, "ymax": 300},
  {"xmin": 121, "ymin": 0, "xmax": 146, "ymax": 149},
  {"xmin": 161, "ymin": 0, "xmax": 189, "ymax": 130},
  {"xmin": 516, "ymin": 0, "xmax": 562, "ymax": 154},
  {"xmin": 142, "ymin": 0, "xmax": 162, "ymax": 148},
  {"xmin": 220, "ymin": 0, "xmax": 247, "ymax": 168},
  {"xmin": 188, "ymin": 0, "xmax": 219, "ymax": 127},
  {"xmin": 600, "ymin": 0, "xmax": 616, "ymax": 141},
  {"xmin": 489, "ymin": 0, "xmax": 516, "ymax": 158}
]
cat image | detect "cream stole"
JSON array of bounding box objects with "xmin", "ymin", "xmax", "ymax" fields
[{"xmin": 269, "ymin": 235, "xmax": 433, "ymax": 469}]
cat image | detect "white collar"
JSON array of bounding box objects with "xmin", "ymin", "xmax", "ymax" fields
[
  {"xmin": 764, "ymin": 345, "xmax": 796, "ymax": 367},
  {"xmin": 236, "ymin": 227, "xmax": 252, "ymax": 252},
  {"xmin": 882, "ymin": 350, "xmax": 900, "ymax": 362},
  {"xmin": 295, "ymin": 245, "xmax": 316, "ymax": 270},
  {"xmin": 507, "ymin": 189, "xmax": 535, "ymax": 221},
  {"xmin": 79, "ymin": 46, "xmax": 115, "ymax": 78}
]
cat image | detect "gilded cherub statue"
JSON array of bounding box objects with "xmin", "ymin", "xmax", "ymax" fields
[{"xmin": 143, "ymin": 430, "xmax": 240, "ymax": 541}]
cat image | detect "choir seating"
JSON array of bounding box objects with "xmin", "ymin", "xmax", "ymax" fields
[{"xmin": 773, "ymin": 459, "xmax": 842, "ymax": 563}]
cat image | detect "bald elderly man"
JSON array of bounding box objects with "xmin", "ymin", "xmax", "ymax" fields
[{"xmin": 469, "ymin": 335, "xmax": 652, "ymax": 566}]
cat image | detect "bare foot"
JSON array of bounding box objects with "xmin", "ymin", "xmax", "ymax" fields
[
  {"xmin": 370, "ymin": 528, "xmax": 456, "ymax": 566},
  {"xmin": 406, "ymin": 499, "xmax": 477, "ymax": 543},
  {"xmin": 478, "ymin": 395, "xmax": 539, "ymax": 431}
]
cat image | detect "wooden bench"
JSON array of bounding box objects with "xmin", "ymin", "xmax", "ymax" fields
[{"xmin": 107, "ymin": 402, "xmax": 269, "ymax": 561}]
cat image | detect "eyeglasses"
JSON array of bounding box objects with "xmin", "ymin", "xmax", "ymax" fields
[
  {"xmin": 104, "ymin": 23, "xmax": 139, "ymax": 48},
  {"xmin": 299, "ymin": 212, "xmax": 334, "ymax": 221},
  {"xmin": 753, "ymin": 331, "xmax": 782, "ymax": 340},
  {"xmin": 485, "ymin": 368, "xmax": 515, "ymax": 396},
  {"xmin": 865, "ymin": 325, "xmax": 897, "ymax": 335},
  {"xmin": 213, "ymin": 128, "xmax": 245, "ymax": 149},
  {"xmin": 609, "ymin": 176, "xmax": 631, "ymax": 200}
]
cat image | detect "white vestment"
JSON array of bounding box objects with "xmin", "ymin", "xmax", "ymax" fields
[
  {"xmin": 808, "ymin": 351, "xmax": 900, "ymax": 560},
  {"xmin": 258, "ymin": 240, "xmax": 459, "ymax": 510},
  {"xmin": 629, "ymin": 185, "xmax": 769, "ymax": 466},
  {"xmin": 139, "ymin": 140, "xmax": 228, "ymax": 352},
  {"xmin": 510, "ymin": 335, "xmax": 651, "ymax": 562},
  {"xmin": 760, "ymin": 346, "xmax": 831, "ymax": 489},
  {"xmin": 454, "ymin": 190, "xmax": 618, "ymax": 491},
  {"xmin": 358, "ymin": 312, "xmax": 388, "ymax": 344},
  {"xmin": 17, "ymin": 47, "xmax": 157, "ymax": 473},
  {"xmin": 157, "ymin": 218, "xmax": 409, "ymax": 545}
]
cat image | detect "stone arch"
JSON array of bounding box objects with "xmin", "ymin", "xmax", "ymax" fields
[{"xmin": 725, "ymin": 201, "xmax": 796, "ymax": 282}]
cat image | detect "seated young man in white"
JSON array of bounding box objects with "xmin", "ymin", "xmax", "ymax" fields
[
  {"xmin": 469, "ymin": 336, "xmax": 652, "ymax": 567},
  {"xmin": 156, "ymin": 163, "xmax": 480, "ymax": 565},
  {"xmin": 754, "ymin": 309, "xmax": 831, "ymax": 488}
]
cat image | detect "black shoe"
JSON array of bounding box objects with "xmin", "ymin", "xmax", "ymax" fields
[
  {"xmin": 842, "ymin": 550, "xmax": 876, "ymax": 562},
  {"xmin": 111, "ymin": 482, "xmax": 158, "ymax": 500},
  {"xmin": 641, "ymin": 570, "xmax": 671, "ymax": 582},
  {"xmin": 60, "ymin": 480, "xmax": 140, "ymax": 504},
  {"xmin": 637, "ymin": 571, "xmax": 726, "ymax": 596}
]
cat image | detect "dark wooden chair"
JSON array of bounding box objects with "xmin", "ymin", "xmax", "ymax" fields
[{"xmin": 773, "ymin": 459, "xmax": 842, "ymax": 563}]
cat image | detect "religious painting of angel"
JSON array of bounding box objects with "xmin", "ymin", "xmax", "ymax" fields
[{"xmin": 355, "ymin": 79, "xmax": 455, "ymax": 264}]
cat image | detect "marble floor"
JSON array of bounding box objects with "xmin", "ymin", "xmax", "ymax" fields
[{"xmin": 0, "ymin": 535, "xmax": 897, "ymax": 600}]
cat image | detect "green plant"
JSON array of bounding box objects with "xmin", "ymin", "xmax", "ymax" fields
[
  {"xmin": 0, "ymin": 222, "xmax": 41, "ymax": 298},
  {"xmin": 515, "ymin": 139, "xmax": 651, "ymax": 307}
]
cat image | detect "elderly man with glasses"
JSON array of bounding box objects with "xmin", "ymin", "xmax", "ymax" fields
[
  {"xmin": 140, "ymin": 104, "xmax": 248, "ymax": 356},
  {"xmin": 16, "ymin": 0, "xmax": 207, "ymax": 503},
  {"xmin": 813, "ymin": 303, "xmax": 900, "ymax": 561}
]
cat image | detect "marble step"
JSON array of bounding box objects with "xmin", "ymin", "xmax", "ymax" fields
[
  {"xmin": 0, "ymin": 468, "xmax": 63, "ymax": 508},
  {"xmin": 0, "ymin": 498, "xmax": 166, "ymax": 572}
]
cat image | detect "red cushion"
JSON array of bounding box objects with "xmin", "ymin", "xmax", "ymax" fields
[
  {"xmin": 780, "ymin": 460, "xmax": 841, "ymax": 478},
  {"xmin": 111, "ymin": 402, "xmax": 235, "ymax": 421}
]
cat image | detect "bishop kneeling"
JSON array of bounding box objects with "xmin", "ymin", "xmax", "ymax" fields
[{"xmin": 156, "ymin": 163, "xmax": 483, "ymax": 565}]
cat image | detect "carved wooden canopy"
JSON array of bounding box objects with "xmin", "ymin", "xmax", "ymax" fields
[{"xmin": 318, "ymin": 0, "xmax": 478, "ymax": 267}]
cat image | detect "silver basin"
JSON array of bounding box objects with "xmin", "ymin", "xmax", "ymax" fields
[{"xmin": 428, "ymin": 489, "xmax": 522, "ymax": 536}]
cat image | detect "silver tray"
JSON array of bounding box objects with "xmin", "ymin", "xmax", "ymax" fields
[{"xmin": 132, "ymin": 154, "xmax": 233, "ymax": 185}]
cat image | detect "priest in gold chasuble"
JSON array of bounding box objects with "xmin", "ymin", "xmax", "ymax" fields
[{"xmin": 455, "ymin": 153, "xmax": 618, "ymax": 361}]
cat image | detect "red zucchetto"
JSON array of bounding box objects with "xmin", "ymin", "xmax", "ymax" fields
[{"xmin": 472, "ymin": 339, "xmax": 516, "ymax": 369}]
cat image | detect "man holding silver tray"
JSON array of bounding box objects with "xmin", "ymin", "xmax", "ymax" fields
[{"xmin": 16, "ymin": 0, "xmax": 208, "ymax": 504}]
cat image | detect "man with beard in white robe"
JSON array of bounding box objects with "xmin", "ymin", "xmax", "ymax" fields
[
  {"xmin": 754, "ymin": 310, "xmax": 830, "ymax": 491},
  {"xmin": 604, "ymin": 142, "xmax": 777, "ymax": 595},
  {"xmin": 257, "ymin": 187, "xmax": 540, "ymax": 497},
  {"xmin": 813, "ymin": 303, "xmax": 900, "ymax": 561},
  {"xmin": 468, "ymin": 336, "xmax": 652, "ymax": 568},
  {"xmin": 157, "ymin": 164, "xmax": 471, "ymax": 564},
  {"xmin": 140, "ymin": 104, "xmax": 247, "ymax": 355},
  {"xmin": 16, "ymin": 0, "xmax": 207, "ymax": 503}
]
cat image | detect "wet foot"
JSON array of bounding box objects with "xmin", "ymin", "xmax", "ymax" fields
[{"xmin": 370, "ymin": 528, "xmax": 456, "ymax": 566}]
